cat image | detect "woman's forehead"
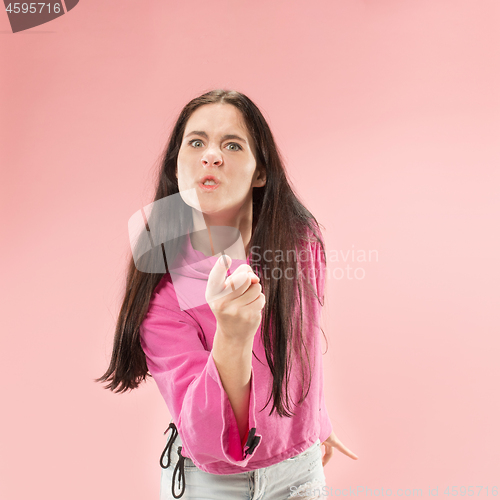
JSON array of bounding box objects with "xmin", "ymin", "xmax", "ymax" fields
[{"xmin": 185, "ymin": 103, "xmax": 250, "ymax": 138}]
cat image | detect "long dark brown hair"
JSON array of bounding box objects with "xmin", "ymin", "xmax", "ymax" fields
[{"xmin": 95, "ymin": 89, "xmax": 328, "ymax": 418}]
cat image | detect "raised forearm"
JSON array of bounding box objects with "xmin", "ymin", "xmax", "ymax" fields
[{"xmin": 211, "ymin": 326, "xmax": 254, "ymax": 445}]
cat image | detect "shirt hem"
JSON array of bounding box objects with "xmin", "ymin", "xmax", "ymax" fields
[{"xmin": 190, "ymin": 437, "xmax": 320, "ymax": 475}]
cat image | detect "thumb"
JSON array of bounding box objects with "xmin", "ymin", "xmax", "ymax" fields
[{"xmin": 206, "ymin": 254, "xmax": 232, "ymax": 299}]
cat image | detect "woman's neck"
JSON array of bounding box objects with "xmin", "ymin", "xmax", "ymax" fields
[{"xmin": 190, "ymin": 208, "xmax": 253, "ymax": 259}]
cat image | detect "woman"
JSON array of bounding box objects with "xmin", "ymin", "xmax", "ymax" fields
[{"xmin": 96, "ymin": 89, "xmax": 358, "ymax": 499}]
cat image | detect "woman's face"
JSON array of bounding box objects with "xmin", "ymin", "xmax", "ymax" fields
[{"xmin": 176, "ymin": 103, "xmax": 266, "ymax": 222}]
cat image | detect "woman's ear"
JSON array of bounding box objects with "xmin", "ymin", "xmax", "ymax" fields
[{"xmin": 254, "ymin": 166, "xmax": 266, "ymax": 187}]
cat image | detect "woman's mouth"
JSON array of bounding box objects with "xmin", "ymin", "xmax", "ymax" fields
[{"xmin": 198, "ymin": 180, "xmax": 220, "ymax": 192}]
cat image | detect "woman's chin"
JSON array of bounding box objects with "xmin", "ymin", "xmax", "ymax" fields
[
  {"xmin": 195, "ymin": 204, "xmax": 237, "ymax": 221},
  {"xmin": 198, "ymin": 206, "xmax": 224, "ymax": 216}
]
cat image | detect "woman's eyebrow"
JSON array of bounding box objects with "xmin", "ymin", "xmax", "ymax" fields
[{"xmin": 185, "ymin": 130, "xmax": 247, "ymax": 143}]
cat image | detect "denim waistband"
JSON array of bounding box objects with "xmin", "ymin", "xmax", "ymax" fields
[{"xmin": 159, "ymin": 423, "xmax": 322, "ymax": 498}]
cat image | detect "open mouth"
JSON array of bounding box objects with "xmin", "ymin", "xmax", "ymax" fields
[{"xmin": 198, "ymin": 180, "xmax": 220, "ymax": 191}]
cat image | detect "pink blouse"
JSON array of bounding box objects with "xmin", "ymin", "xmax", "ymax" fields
[{"xmin": 139, "ymin": 229, "xmax": 333, "ymax": 474}]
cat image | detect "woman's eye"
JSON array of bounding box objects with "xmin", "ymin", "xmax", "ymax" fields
[{"xmin": 188, "ymin": 139, "xmax": 241, "ymax": 151}]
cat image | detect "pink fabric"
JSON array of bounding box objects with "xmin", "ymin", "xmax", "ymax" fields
[{"xmin": 139, "ymin": 229, "xmax": 333, "ymax": 474}]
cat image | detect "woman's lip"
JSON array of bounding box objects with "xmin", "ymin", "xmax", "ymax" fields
[{"xmin": 198, "ymin": 181, "xmax": 220, "ymax": 192}]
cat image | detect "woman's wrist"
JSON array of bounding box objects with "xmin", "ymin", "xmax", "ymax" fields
[{"xmin": 214, "ymin": 325, "xmax": 255, "ymax": 350}]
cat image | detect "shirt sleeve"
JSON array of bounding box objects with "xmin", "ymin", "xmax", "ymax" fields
[
  {"xmin": 139, "ymin": 285, "xmax": 262, "ymax": 469},
  {"xmin": 308, "ymin": 232, "xmax": 334, "ymax": 443},
  {"xmin": 319, "ymin": 389, "xmax": 334, "ymax": 443},
  {"xmin": 317, "ymin": 324, "xmax": 333, "ymax": 443}
]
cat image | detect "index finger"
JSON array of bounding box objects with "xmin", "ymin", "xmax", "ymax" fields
[
  {"xmin": 334, "ymin": 440, "xmax": 359, "ymax": 460},
  {"xmin": 220, "ymin": 251, "xmax": 235, "ymax": 293}
]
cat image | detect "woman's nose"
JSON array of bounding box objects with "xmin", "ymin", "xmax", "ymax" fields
[{"xmin": 201, "ymin": 155, "xmax": 223, "ymax": 167}]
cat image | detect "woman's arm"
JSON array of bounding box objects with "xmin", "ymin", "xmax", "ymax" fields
[
  {"xmin": 212, "ymin": 327, "xmax": 254, "ymax": 445},
  {"xmin": 140, "ymin": 294, "xmax": 263, "ymax": 468},
  {"xmin": 206, "ymin": 255, "xmax": 265, "ymax": 446}
]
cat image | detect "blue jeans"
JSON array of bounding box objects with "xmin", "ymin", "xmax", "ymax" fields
[{"xmin": 159, "ymin": 426, "xmax": 327, "ymax": 499}]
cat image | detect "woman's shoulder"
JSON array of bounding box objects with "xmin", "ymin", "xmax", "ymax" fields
[
  {"xmin": 149, "ymin": 273, "xmax": 181, "ymax": 310},
  {"xmin": 143, "ymin": 273, "xmax": 205, "ymax": 335}
]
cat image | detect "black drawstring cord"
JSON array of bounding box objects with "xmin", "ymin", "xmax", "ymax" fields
[
  {"xmin": 159, "ymin": 422, "xmax": 186, "ymax": 498},
  {"xmin": 172, "ymin": 446, "xmax": 186, "ymax": 499},
  {"xmin": 159, "ymin": 422, "xmax": 178, "ymax": 469}
]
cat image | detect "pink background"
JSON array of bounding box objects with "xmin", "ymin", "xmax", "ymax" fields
[{"xmin": 1, "ymin": 1, "xmax": 499, "ymax": 498}]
